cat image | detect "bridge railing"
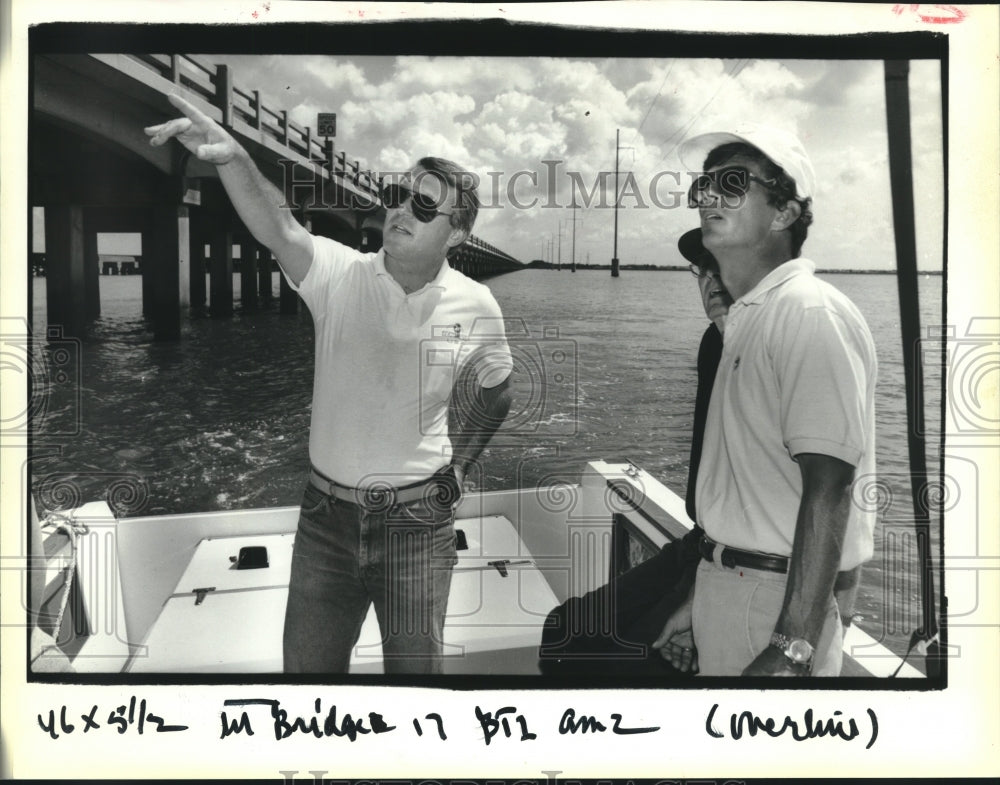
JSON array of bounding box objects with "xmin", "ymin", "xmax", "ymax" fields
[
  {"xmin": 465, "ymin": 235, "xmax": 521, "ymax": 265},
  {"xmin": 130, "ymin": 53, "xmax": 383, "ymax": 200},
  {"xmin": 123, "ymin": 54, "xmax": 519, "ymax": 266}
]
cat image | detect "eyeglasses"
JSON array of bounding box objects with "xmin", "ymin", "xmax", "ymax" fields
[
  {"xmin": 687, "ymin": 165, "xmax": 778, "ymax": 208},
  {"xmin": 381, "ymin": 183, "xmax": 454, "ymax": 223},
  {"xmin": 688, "ymin": 263, "xmax": 718, "ymax": 279}
]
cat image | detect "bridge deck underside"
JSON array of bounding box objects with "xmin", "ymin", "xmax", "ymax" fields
[{"xmin": 31, "ymin": 54, "xmax": 522, "ymax": 340}]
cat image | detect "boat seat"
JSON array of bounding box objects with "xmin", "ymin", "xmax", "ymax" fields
[{"xmin": 126, "ymin": 514, "xmax": 557, "ymax": 674}]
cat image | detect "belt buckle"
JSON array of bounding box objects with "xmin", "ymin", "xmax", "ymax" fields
[{"xmin": 720, "ymin": 548, "xmax": 737, "ymax": 569}]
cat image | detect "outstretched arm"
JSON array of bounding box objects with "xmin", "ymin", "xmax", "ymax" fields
[
  {"xmin": 742, "ymin": 452, "xmax": 854, "ymax": 676},
  {"xmin": 145, "ymin": 93, "xmax": 314, "ymax": 285}
]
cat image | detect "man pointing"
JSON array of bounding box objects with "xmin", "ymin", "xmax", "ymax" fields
[{"xmin": 147, "ymin": 94, "xmax": 512, "ymax": 674}]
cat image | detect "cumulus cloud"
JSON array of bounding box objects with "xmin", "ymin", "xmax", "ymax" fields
[
  {"xmin": 301, "ymin": 58, "xmax": 375, "ymax": 98},
  {"xmin": 209, "ymin": 53, "xmax": 943, "ymax": 270}
]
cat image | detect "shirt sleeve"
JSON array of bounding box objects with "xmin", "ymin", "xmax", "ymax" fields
[
  {"xmin": 466, "ymin": 297, "xmax": 513, "ymax": 389},
  {"xmin": 777, "ymin": 304, "xmax": 874, "ymax": 466},
  {"xmin": 285, "ymin": 234, "xmax": 357, "ymax": 318}
]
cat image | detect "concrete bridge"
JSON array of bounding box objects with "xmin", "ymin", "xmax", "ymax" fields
[{"xmin": 32, "ymin": 53, "xmax": 523, "ymax": 340}]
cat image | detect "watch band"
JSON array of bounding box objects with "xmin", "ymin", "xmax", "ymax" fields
[{"xmin": 769, "ymin": 632, "xmax": 814, "ymax": 669}]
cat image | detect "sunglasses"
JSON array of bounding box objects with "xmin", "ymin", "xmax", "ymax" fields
[
  {"xmin": 687, "ymin": 165, "xmax": 777, "ymax": 208},
  {"xmin": 688, "ymin": 263, "xmax": 720, "ymax": 279},
  {"xmin": 381, "ymin": 183, "xmax": 454, "ymax": 223}
]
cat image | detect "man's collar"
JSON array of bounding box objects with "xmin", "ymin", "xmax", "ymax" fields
[
  {"xmin": 737, "ymin": 257, "xmax": 815, "ymax": 305},
  {"xmin": 375, "ymin": 249, "xmax": 450, "ymax": 291}
]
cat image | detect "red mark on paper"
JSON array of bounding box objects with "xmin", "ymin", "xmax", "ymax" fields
[{"xmin": 892, "ymin": 4, "xmax": 967, "ymax": 23}]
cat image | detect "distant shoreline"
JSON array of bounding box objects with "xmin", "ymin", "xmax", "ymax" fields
[{"xmin": 522, "ymin": 262, "xmax": 941, "ymax": 275}]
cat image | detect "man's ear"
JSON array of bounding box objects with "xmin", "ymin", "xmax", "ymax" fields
[
  {"xmin": 447, "ymin": 226, "xmax": 469, "ymax": 249},
  {"xmin": 771, "ymin": 199, "xmax": 801, "ymax": 232}
]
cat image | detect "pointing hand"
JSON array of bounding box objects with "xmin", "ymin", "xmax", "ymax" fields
[{"xmin": 144, "ymin": 93, "xmax": 241, "ymax": 165}]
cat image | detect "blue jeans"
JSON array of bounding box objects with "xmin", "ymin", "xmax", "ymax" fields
[{"xmin": 283, "ymin": 482, "xmax": 458, "ymax": 674}]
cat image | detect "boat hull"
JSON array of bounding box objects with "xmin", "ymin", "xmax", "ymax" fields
[{"xmin": 34, "ymin": 461, "xmax": 923, "ymax": 678}]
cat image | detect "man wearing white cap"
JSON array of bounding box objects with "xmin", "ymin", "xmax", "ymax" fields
[{"xmin": 653, "ymin": 125, "xmax": 876, "ymax": 676}]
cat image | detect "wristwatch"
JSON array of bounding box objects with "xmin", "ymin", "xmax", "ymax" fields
[{"xmin": 769, "ymin": 632, "xmax": 814, "ymax": 670}]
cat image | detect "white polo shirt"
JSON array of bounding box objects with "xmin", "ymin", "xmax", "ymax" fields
[
  {"xmin": 288, "ymin": 235, "xmax": 512, "ymax": 488},
  {"xmin": 695, "ymin": 258, "xmax": 878, "ymax": 570}
]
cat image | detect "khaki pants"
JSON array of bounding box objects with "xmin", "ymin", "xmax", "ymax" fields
[{"xmin": 692, "ymin": 558, "xmax": 843, "ymax": 676}]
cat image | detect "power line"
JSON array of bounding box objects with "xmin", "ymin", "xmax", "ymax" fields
[
  {"xmin": 588, "ymin": 58, "xmax": 753, "ymax": 250},
  {"xmin": 640, "ymin": 58, "xmax": 753, "ymax": 178},
  {"xmin": 630, "ymin": 59, "xmax": 677, "ymax": 145}
]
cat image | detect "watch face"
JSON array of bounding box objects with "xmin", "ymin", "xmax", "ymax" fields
[{"xmin": 788, "ymin": 639, "xmax": 814, "ymax": 663}]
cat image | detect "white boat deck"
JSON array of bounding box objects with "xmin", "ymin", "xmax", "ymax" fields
[
  {"xmin": 35, "ymin": 461, "xmax": 925, "ymax": 679},
  {"xmin": 126, "ymin": 514, "xmax": 558, "ymax": 674}
]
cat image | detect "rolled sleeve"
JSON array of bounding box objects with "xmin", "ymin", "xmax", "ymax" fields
[
  {"xmin": 474, "ymin": 341, "xmax": 513, "ymax": 388},
  {"xmin": 466, "ymin": 308, "xmax": 512, "ymax": 389},
  {"xmin": 779, "ymin": 306, "xmax": 871, "ymax": 467}
]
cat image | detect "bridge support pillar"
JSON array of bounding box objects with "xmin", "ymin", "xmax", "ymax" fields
[
  {"xmin": 141, "ymin": 248, "xmax": 154, "ymax": 316},
  {"xmin": 256, "ymin": 242, "xmax": 273, "ymax": 304},
  {"xmin": 189, "ymin": 214, "xmax": 206, "ymax": 310},
  {"xmin": 43, "ymin": 205, "xmax": 87, "ymax": 338},
  {"xmin": 143, "ymin": 205, "xmax": 182, "ymax": 341},
  {"xmin": 209, "ymin": 228, "xmax": 234, "ymax": 317},
  {"xmin": 239, "ymin": 238, "xmax": 259, "ymax": 309},
  {"xmin": 177, "ymin": 207, "xmax": 191, "ymax": 309},
  {"xmin": 83, "ymin": 216, "xmax": 100, "ymax": 319}
]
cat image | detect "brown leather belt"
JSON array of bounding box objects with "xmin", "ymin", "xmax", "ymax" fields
[
  {"xmin": 698, "ymin": 535, "xmax": 789, "ymax": 574},
  {"xmin": 308, "ymin": 465, "xmax": 458, "ymax": 510}
]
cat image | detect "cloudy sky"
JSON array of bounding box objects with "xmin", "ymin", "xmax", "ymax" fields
[{"xmin": 85, "ymin": 53, "xmax": 943, "ymax": 271}]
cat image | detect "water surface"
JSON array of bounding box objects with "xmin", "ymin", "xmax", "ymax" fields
[{"xmin": 29, "ymin": 268, "xmax": 944, "ymax": 664}]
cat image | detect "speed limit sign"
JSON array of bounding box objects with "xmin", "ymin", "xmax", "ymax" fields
[{"xmin": 317, "ymin": 113, "xmax": 337, "ymax": 137}]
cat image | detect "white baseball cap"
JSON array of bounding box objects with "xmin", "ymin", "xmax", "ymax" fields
[{"xmin": 678, "ymin": 123, "xmax": 815, "ymax": 201}]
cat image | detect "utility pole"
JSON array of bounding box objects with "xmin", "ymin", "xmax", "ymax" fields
[
  {"xmin": 611, "ymin": 128, "xmax": 621, "ymax": 278},
  {"xmin": 570, "ymin": 202, "xmax": 578, "ymax": 273},
  {"xmin": 557, "ymin": 219, "xmax": 563, "ymax": 270}
]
